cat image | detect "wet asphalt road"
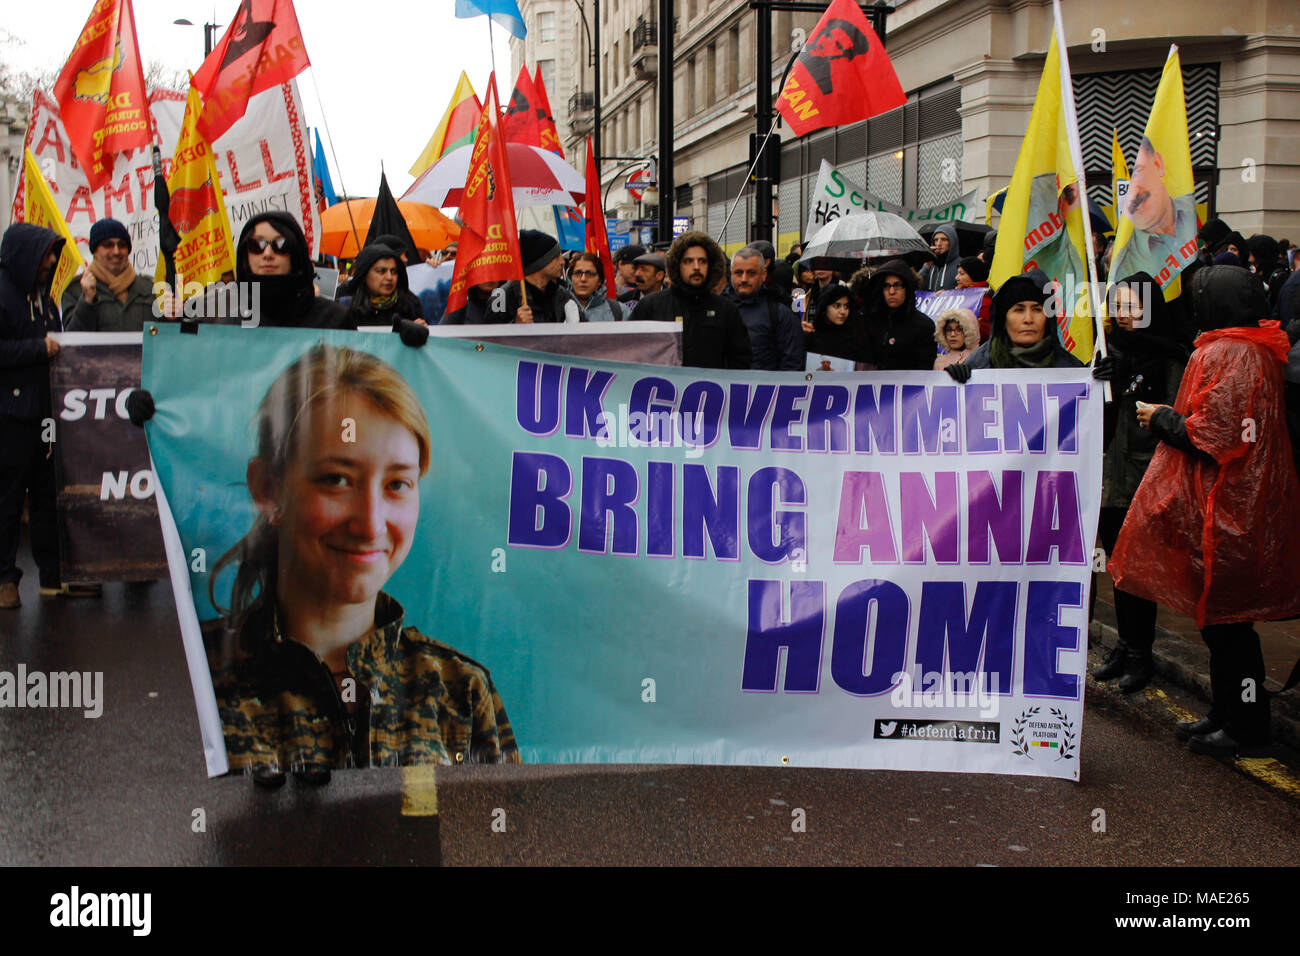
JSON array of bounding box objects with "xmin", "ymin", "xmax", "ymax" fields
[{"xmin": 2, "ymin": 545, "xmax": 1299, "ymax": 867}]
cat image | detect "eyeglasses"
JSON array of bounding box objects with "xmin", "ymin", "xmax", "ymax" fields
[
  {"xmin": 882, "ymin": 281, "xmax": 906, "ymax": 291},
  {"xmin": 571, "ymin": 269, "xmax": 599, "ymax": 279},
  {"xmin": 248, "ymin": 237, "xmax": 291, "ymax": 255}
]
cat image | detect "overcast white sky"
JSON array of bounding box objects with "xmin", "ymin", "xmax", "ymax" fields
[{"xmin": 5, "ymin": 0, "xmax": 517, "ymax": 198}]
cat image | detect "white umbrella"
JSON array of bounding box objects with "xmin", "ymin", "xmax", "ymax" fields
[
  {"xmin": 401, "ymin": 142, "xmax": 585, "ymax": 209},
  {"xmin": 800, "ymin": 212, "xmax": 935, "ymax": 271}
]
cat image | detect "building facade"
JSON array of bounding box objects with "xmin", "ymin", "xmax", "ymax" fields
[
  {"xmin": 515, "ymin": 0, "xmax": 1300, "ymax": 256},
  {"xmin": 0, "ymin": 93, "xmax": 30, "ymax": 233}
]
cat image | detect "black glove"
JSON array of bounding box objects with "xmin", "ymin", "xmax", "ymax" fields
[
  {"xmin": 944, "ymin": 363, "xmax": 972, "ymax": 384},
  {"xmin": 125, "ymin": 389, "xmax": 155, "ymax": 427},
  {"xmin": 1091, "ymin": 355, "xmax": 1120, "ymax": 381},
  {"xmin": 396, "ymin": 319, "xmax": 430, "ymax": 348}
]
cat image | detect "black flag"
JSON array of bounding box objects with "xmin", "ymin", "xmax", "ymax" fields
[{"xmin": 362, "ymin": 171, "xmax": 419, "ymax": 266}]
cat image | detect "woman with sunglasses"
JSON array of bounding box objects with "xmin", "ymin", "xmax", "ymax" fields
[{"xmin": 234, "ymin": 212, "xmax": 354, "ymax": 329}]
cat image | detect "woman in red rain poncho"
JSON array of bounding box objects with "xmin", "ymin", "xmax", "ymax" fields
[{"xmin": 1109, "ymin": 265, "xmax": 1300, "ymax": 757}]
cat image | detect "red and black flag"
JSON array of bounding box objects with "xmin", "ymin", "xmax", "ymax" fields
[
  {"xmin": 192, "ymin": 0, "xmax": 311, "ymax": 143},
  {"xmin": 502, "ymin": 65, "xmax": 544, "ymax": 147},
  {"xmin": 776, "ymin": 0, "xmax": 905, "ymax": 137}
]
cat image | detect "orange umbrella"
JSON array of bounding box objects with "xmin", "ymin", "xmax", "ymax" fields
[{"xmin": 319, "ymin": 199, "xmax": 460, "ymax": 258}]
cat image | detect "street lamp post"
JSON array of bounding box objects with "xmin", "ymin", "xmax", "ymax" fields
[
  {"xmin": 173, "ymin": 18, "xmax": 220, "ymax": 58},
  {"xmin": 570, "ymin": 0, "xmax": 601, "ymax": 165}
]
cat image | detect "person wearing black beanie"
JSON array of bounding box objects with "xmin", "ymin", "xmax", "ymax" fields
[{"xmin": 504, "ymin": 228, "xmax": 564, "ymax": 322}]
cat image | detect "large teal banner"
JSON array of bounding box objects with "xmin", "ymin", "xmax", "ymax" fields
[{"xmin": 144, "ymin": 324, "xmax": 1101, "ymax": 779}]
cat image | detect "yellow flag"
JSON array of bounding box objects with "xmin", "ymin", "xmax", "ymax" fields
[
  {"xmin": 989, "ymin": 25, "xmax": 1093, "ymax": 362},
  {"xmin": 155, "ymin": 84, "xmax": 235, "ymax": 292},
  {"xmin": 1108, "ymin": 129, "xmax": 1128, "ymax": 230},
  {"xmin": 20, "ymin": 148, "xmax": 85, "ymax": 304},
  {"xmin": 1108, "ymin": 47, "xmax": 1198, "ymax": 302}
]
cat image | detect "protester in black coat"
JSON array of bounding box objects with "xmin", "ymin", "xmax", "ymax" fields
[
  {"xmin": 802, "ymin": 281, "xmax": 871, "ymax": 364},
  {"xmin": 1089, "ymin": 271, "xmax": 1192, "ymax": 693},
  {"xmin": 630, "ymin": 231, "xmax": 751, "ymax": 369},
  {"xmin": 858, "ymin": 259, "xmax": 937, "ymax": 371},
  {"xmin": 346, "ymin": 242, "xmax": 424, "ymax": 329},
  {"xmin": 0, "ymin": 223, "xmax": 65, "ymax": 606},
  {"xmin": 724, "ymin": 245, "xmax": 803, "ymax": 370},
  {"xmin": 229, "ymin": 211, "xmax": 354, "ymax": 329},
  {"xmin": 441, "ymin": 281, "xmax": 506, "ymax": 324}
]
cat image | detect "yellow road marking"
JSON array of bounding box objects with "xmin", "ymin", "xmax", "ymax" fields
[
  {"xmin": 1144, "ymin": 686, "xmax": 1199, "ymax": 722},
  {"xmin": 401, "ymin": 765, "xmax": 438, "ymax": 816},
  {"xmin": 1235, "ymin": 758, "xmax": 1300, "ymax": 799},
  {"xmin": 1142, "ymin": 687, "xmax": 1300, "ymax": 802}
]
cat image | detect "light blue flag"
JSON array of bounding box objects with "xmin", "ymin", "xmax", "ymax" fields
[
  {"xmin": 554, "ymin": 205, "xmax": 586, "ymax": 251},
  {"xmin": 312, "ymin": 129, "xmax": 337, "ymax": 210},
  {"xmin": 454, "ymin": 0, "xmax": 527, "ymax": 39}
]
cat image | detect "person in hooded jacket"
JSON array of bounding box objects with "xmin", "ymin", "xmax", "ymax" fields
[
  {"xmin": 1088, "ymin": 272, "xmax": 1192, "ymax": 693},
  {"xmin": 801, "ymin": 281, "xmax": 870, "ymax": 366},
  {"xmin": 346, "ymin": 242, "xmax": 425, "ymax": 329},
  {"xmin": 1108, "ymin": 265, "xmax": 1300, "ymax": 757},
  {"xmin": 0, "ymin": 223, "xmax": 72, "ymax": 607},
  {"xmin": 218, "ymin": 212, "xmax": 353, "ymax": 329},
  {"xmin": 945, "ymin": 271, "xmax": 1085, "ymax": 380},
  {"xmin": 555, "ymin": 253, "xmax": 627, "ymax": 322},
  {"xmin": 630, "ymin": 231, "xmax": 751, "ymax": 369},
  {"xmin": 932, "ymin": 307, "xmax": 980, "ymax": 370},
  {"xmin": 1244, "ymin": 234, "xmax": 1289, "ymax": 317},
  {"xmin": 858, "ymin": 259, "xmax": 937, "ymax": 371},
  {"xmin": 920, "ymin": 223, "xmax": 962, "ymax": 291}
]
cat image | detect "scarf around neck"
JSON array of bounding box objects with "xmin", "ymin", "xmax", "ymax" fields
[
  {"xmin": 991, "ymin": 334, "xmax": 1056, "ymax": 368},
  {"xmin": 89, "ymin": 259, "xmax": 138, "ymax": 304}
]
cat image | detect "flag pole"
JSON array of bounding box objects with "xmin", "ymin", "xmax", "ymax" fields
[
  {"xmin": 307, "ymin": 67, "xmax": 362, "ymax": 258},
  {"xmin": 1052, "ymin": 0, "xmax": 1110, "ymax": 398},
  {"xmin": 716, "ymin": 113, "xmax": 780, "ymax": 245}
]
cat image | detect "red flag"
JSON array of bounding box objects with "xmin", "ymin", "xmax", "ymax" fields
[
  {"xmin": 582, "ymin": 139, "xmax": 616, "ymax": 302},
  {"xmin": 51, "ymin": 0, "xmax": 150, "ymax": 191},
  {"xmin": 502, "ymin": 66, "xmax": 544, "ymax": 147},
  {"xmin": 776, "ymin": 0, "xmax": 905, "ymax": 138},
  {"xmin": 532, "ymin": 67, "xmax": 564, "ymax": 157},
  {"xmin": 192, "ymin": 0, "xmax": 311, "ymax": 143},
  {"xmin": 446, "ymin": 77, "xmax": 524, "ymax": 316}
]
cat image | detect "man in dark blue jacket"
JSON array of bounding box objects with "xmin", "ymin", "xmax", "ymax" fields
[
  {"xmin": 725, "ymin": 245, "xmax": 805, "ymax": 370},
  {"xmin": 0, "ymin": 223, "xmax": 66, "ymax": 608}
]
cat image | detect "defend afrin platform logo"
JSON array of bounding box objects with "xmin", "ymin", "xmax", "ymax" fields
[{"xmin": 1009, "ymin": 706, "xmax": 1076, "ymax": 761}]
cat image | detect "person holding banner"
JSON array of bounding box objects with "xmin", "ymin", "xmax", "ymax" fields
[
  {"xmin": 802, "ymin": 281, "xmax": 869, "ymax": 367},
  {"xmin": 61, "ymin": 219, "xmax": 156, "ymax": 333},
  {"xmin": 1110, "ymin": 266, "xmax": 1300, "ymax": 757},
  {"xmin": 225, "ymin": 213, "xmax": 353, "ymax": 330},
  {"xmin": 0, "ymin": 224, "xmax": 76, "ymax": 608},
  {"xmin": 944, "ymin": 271, "xmax": 1084, "ymax": 382},
  {"xmin": 203, "ymin": 344, "xmax": 520, "ymax": 778},
  {"xmin": 345, "ymin": 243, "xmax": 425, "ymax": 329}
]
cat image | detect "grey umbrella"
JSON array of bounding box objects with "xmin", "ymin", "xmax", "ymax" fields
[{"xmin": 799, "ymin": 212, "xmax": 935, "ymax": 273}]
